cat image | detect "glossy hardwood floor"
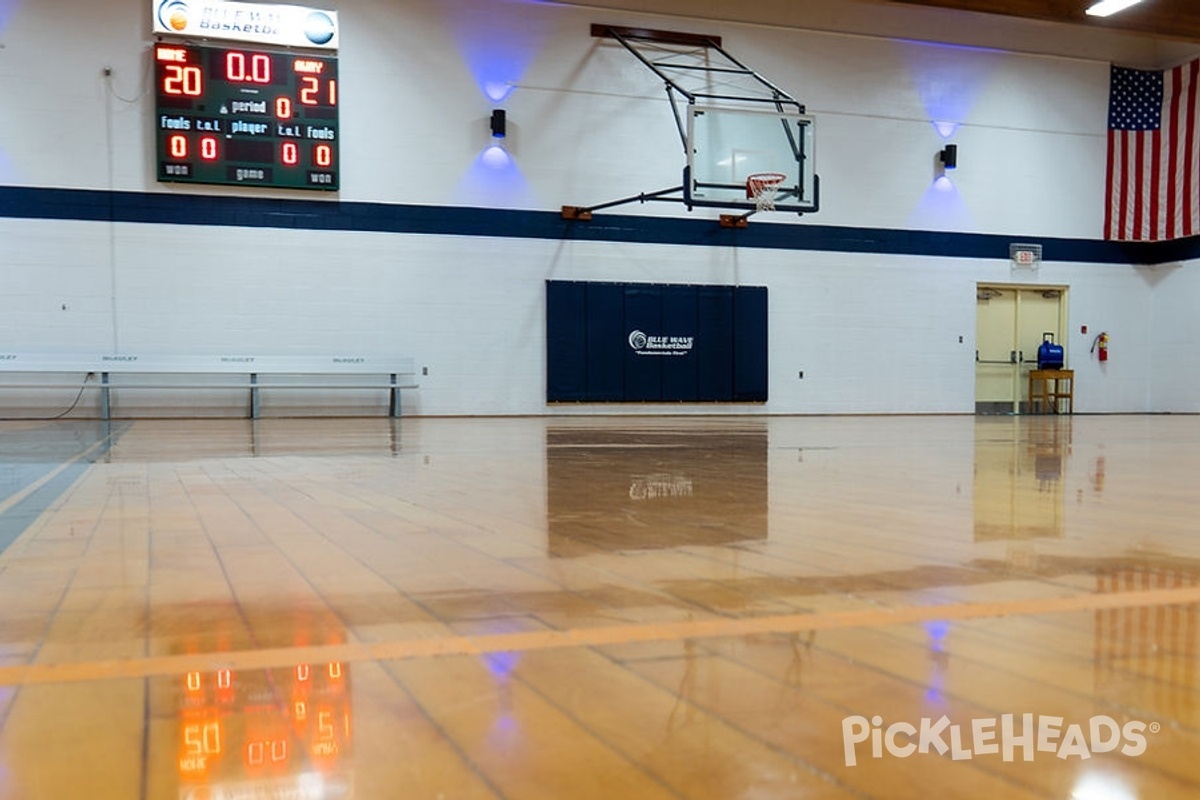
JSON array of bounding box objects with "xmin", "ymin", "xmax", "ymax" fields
[{"xmin": 0, "ymin": 414, "xmax": 1198, "ymax": 799}]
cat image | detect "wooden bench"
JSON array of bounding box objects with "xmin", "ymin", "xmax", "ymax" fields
[{"xmin": 0, "ymin": 354, "xmax": 419, "ymax": 419}]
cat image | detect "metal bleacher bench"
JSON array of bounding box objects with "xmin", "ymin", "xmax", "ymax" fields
[{"xmin": 0, "ymin": 354, "xmax": 419, "ymax": 419}]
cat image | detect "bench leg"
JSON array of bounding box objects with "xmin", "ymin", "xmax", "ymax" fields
[
  {"xmin": 390, "ymin": 374, "xmax": 400, "ymax": 417},
  {"xmin": 101, "ymin": 372, "xmax": 110, "ymax": 421},
  {"xmin": 250, "ymin": 373, "xmax": 260, "ymax": 420}
]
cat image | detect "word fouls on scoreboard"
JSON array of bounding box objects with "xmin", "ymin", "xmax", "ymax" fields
[{"xmin": 155, "ymin": 43, "xmax": 338, "ymax": 190}]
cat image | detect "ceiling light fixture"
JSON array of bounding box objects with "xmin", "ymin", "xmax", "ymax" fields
[{"xmin": 1086, "ymin": 0, "xmax": 1144, "ymax": 18}]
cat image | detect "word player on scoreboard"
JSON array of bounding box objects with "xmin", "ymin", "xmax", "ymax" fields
[{"xmin": 154, "ymin": 43, "xmax": 338, "ymax": 190}]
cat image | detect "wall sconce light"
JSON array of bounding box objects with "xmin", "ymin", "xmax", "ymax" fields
[
  {"xmin": 939, "ymin": 144, "xmax": 958, "ymax": 170},
  {"xmin": 490, "ymin": 109, "xmax": 507, "ymax": 138}
]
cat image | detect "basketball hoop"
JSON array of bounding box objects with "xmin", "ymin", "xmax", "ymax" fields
[{"xmin": 746, "ymin": 172, "xmax": 787, "ymax": 212}]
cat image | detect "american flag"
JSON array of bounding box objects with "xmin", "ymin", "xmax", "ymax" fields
[{"xmin": 1105, "ymin": 59, "xmax": 1200, "ymax": 241}]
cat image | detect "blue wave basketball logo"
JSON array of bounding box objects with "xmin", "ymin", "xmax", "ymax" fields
[
  {"xmin": 157, "ymin": 0, "xmax": 190, "ymax": 31},
  {"xmin": 628, "ymin": 331, "xmax": 648, "ymax": 351},
  {"xmin": 304, "ymin": 11, "xmax": 335, "ymax": 45}
]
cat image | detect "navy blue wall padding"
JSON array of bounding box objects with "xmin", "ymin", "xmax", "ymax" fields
[
  {"xmin": 623, "ymin": 285, "xmax": 664, "ymax": 402},
  {"xmin": 547, "ymin": 280, "xmax": 767, "ymax": 404},
  {"xmin": 733, "ymin": 286, "xmax": 769, "ymax": 401},
  {"xmin": 586, "ymin": 283, "xmax": 625, "ymax": 400},
  {"xmin": 662, "ymin": 285, "xmax": 699, "ymax": 401},
  {"xmin": 546, "ymin": 281, "xmax": 588, "ymax": 401},
  {"xmin": 697, "ymin": 287, "xmax": 735, "ymax": 402}
]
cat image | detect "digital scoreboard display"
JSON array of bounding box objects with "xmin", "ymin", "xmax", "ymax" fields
[{"xmin": 154, "ymin": 43, "xmax": 338, "ymax": 191}]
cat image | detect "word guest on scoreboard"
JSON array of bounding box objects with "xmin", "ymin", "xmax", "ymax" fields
[{"xmin": 154, "ymin": 43, "xmax": 339, "ymax": 190}]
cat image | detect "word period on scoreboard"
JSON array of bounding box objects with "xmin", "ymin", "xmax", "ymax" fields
[{"xmin": 154, "ymin": 43, "xmax": 339, "ymax": 191}]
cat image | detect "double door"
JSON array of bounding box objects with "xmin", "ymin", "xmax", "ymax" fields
[{"xmin": 975, "ymin": 285, "xmax": 1067, "ymax": 414}]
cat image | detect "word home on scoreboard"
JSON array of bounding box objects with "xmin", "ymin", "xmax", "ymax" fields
[{"xmin": 154, "ymin": 43, "xmax": 338, "ymax": 190}]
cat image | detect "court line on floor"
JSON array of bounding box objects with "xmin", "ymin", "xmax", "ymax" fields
[{"xmin": 2, "ymin": 584, "xmax": 1198, "ymax": 687}]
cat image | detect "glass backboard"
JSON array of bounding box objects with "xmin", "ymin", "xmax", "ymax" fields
[{"xmin": 687, "ymin": 105, "xmax": 818, "ymax": 214}]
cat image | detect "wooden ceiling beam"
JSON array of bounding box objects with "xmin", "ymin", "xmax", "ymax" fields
[{"xmin": 884, "ymin": 0, "xmax": 1200, "ymax": 44}]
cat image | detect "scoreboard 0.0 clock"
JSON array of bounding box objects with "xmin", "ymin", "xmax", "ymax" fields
[{"xmin": 154, "ymin": 43, "xmax": 338, "ymax": 191}]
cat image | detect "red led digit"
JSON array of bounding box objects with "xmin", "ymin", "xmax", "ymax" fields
[
  {"xmin": 252, "ymin": 54, "xmax": 271, "ymax": 82},
  {"xmin": 328, "ymin": 79, "xmax": 337, "ymax": 105},
  {"xmin": 184, "ymin": 724, "xmax": 203, "ymax": 757},
  {"xmin": 275, "ymin": 97, "xmax": 292, "ymax": 119},
  {"xmin": 200, "ymin": 136, "xmax": 218, "ymax": 161},
  {"xmin": 204, "ymin": 721, "xmax": 221, "ymax": 753},
  {"xmin": 300, "ymin": 76, "xmax": 319, "ymax": 106},
  {"xmin": 226, "ymin": 52, "xmax": 245, "ymax": 81},
  {"xmin": 169, "ymin": 135, "xmax": 188, "ymax": 159},
  {"xmin": 163, "ymin": 64, "xmax": 202, "ymax": 96},
  {"xmin": 281, "ymin": 141, "xmax": 298, "ymax": 166},
  {"xmin": 314, "ymin": 144, "xmax": 332, "ymax": 168}
]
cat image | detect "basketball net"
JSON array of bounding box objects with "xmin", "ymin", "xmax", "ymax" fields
[{"xmin": 746, "ymin": 172, "xmax": 787, "ymax": 213}]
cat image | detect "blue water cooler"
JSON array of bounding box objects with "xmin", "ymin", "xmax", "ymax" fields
[{"xmin": 1037, "ymin": 332, "xmax": 1064, "ymax": 370}]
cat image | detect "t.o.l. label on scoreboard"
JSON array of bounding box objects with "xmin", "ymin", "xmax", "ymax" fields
[{"xmin": 152, "ymin": 0, "xmax": 339, "ymax": 50}]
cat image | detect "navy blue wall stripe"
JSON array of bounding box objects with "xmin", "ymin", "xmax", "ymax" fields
[{"xmin": 1, "ymin": 185, "xmax": 1196, "ymax": 265}]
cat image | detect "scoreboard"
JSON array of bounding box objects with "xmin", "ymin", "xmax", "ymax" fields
[{"xmin": 154, "ymin": 43, "xmax": 339, "ymax": 191}]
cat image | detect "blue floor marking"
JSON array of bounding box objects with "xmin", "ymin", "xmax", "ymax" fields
[
  {"xmin": 0, "ymin": 421, "xmax": 116, "ymax": 557},
  {"xmin": 0, "ymin": 460, "xmax": 92, "ymax": 556}
]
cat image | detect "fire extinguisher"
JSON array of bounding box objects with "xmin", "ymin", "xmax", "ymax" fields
[{"xmin": 1091, "ymin": 332, "xmax": 1109, "ymax": 362}]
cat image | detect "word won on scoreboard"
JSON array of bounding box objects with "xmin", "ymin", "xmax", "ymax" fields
[{"xmin": 154, "ymin": 43, "xmax": 338, "ymax": 191}]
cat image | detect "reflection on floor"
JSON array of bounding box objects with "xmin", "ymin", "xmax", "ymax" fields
[
  {"xmin": 168, "ymin": 661, "xmax": 353, "ymax": 799},
  {"xmin": 0, "ymin": 414, "xmax": 1198, "ymax": 799},
  {"xmin": 974, "ymin": 416, "xmax": 1071, "ymax": 541},
  {"xmin": 546, "ymin": 424, "xmax": 768, "ymax": 556}
]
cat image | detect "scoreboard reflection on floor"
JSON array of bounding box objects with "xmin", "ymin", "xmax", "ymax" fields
[{"xmin": 154, "ymin": 43, "xmax": 338, "ymax": 190}]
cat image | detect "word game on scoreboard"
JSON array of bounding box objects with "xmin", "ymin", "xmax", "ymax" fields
[{"xmin": 154, "ymin": 42, "xmax": 339, "ymax": 190}]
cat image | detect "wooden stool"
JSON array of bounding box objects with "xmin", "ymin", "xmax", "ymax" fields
[{"xmin": 1028, "ymin": 369, "xmax": 1074, "ymax": 414}]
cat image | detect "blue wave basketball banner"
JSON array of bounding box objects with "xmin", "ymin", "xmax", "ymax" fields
[
  {"xmin": 546, "ymin": 280, "xmax": 768, "ymax": 403},
  {"xmin": 153, "ymin": 0, "xmax": 339, "ymax": 50}
]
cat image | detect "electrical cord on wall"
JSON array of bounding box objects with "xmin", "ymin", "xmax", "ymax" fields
[{"xmin": 0, "ymin": 373, "xmax": 95, "ymax": 422}]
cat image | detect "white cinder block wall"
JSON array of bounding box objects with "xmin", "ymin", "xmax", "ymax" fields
[
  {"xmin": 0, "ymin": 0, "xmax": 1195, "ymax": 416},
  {"xmin": 1149, "ymin": 263, "xmax": 1200, "ymax": 412}
]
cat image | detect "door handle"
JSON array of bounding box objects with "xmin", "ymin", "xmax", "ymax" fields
[{"xmin": 1010, "ymin": 350, "xmax": 1017, "ymax": 364}]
